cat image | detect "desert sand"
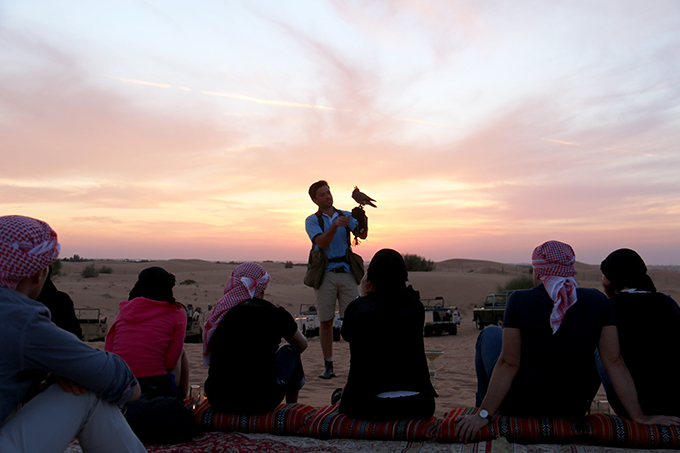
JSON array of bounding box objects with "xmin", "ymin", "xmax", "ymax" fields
[{"xmin": 54, "ymin": 258, "xmax": 680, "ymax": 416}]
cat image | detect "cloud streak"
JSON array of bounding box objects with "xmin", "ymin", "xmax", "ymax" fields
[{"xmin": 2, "ymin": 0, "xmax": 680, "ymax": 264}]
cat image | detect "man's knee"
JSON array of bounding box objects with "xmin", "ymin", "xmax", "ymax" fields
[
  {"xmin": 277, "ymin": 343, "xmax": 301, "ymax": 358},
  {"xmin": 35, "ymin": 383, "xmax": 101, "ymax": 411},
  {"xmin": 0, "ymin": 385, "xmax": 102, "ymax": 450},
  {"xmin": 477, "ymin": 325, "xmax": 502, "ymax": 345}
]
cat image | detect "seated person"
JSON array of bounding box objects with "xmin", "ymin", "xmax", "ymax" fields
[
  {"xmin": 105, "ymin": 267, "xmax": 189, "ymax": 399},
  {"xmin": 36, "ymin": 265, "xmax": 83, "ymax": 339},
  {"xmin": 105, "ymin": 267, "xmax": 196, "ymax": 443},
  {"xmin": 0, "ymin": 215, "xmax": 144, "ymax": 453},
  {"xmin": 203, "ymin": 263, "xmax": 307, "ymax": 414},
  {"xmin": 599, "ymin": 248, "xmax": 680, "ymax": 417},
  {"xmin": 455, "ymin": 240, "xmax": 680, "ymax": 442},
  {"xmin": 337, "ymin": 249, "xmax": 437, "ymax": 421}
]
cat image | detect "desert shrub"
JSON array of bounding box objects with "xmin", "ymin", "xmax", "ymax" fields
[
  {"xmin": 180, "ymin": 279, "xmax": 197, "ymax": 285},
  {"xmin": 99, "ymin": 266, "xmax": 113, "ymax": 274},
  {"xmin": 81, "ymin": 264, "xmax": 99, "ymax": 278},
  {"xmin": 50, "ymin": 260, "xmax": 62, "ymax": 277},
  {"xmin": 498, "ymin": 274, "xmax": 534, "ymax": 291},
  {"xmin": 403, "ymin": 254, "xmax": 436, "ymax": 272},
  {"xmin": 64, "ymin": 254, "xmax": 86, "ymax": 262},
  {"xmin": 284, "ymin": 261, "xmax": 294, "ymax": 269}
]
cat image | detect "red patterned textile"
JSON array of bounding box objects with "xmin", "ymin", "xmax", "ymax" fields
[
  {"xmin": 143, "ymin": 431, "xmax": 342, "ymax": 453},
  {"xmin": 496, "ymin": 415, "xmax": 581, "ymax": 444},
  {"xmin": 436, "ymin": 408, "xmax": 581, "ymax": 444},
  {"xmin": 0, "ymin": 215, "xmax": 60, "ymax": 289},
  {"xmin": 202, "ymin": 262, "xmax": 270, "ymax": 364},
  {"xmin": 584, "ymin": 413, "xmax": 680, "ymax": 448},
  {"xmin": 532, "ymin": 240, "xmax": 578, "ymax": 333},
  {"xmin": 531, "ymin": 240, "xmax": 576, "ymax": 278},
  {"xmin": 295, "ymin": 405, "xmax": 439, "ymax": 441},
  {"xmin": 193, "ymin": 399, "xmax": 316, "ymax": 435}
]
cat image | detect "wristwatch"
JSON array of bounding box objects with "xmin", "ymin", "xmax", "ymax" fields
[{"xmin": 478, "ymin": 409, "xmax": 492, "ymax": 421}]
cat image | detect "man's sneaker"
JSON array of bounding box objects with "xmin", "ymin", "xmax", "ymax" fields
[{"xmin": 318, "ymin": 361, "xmax": 335, "ymax": 379}]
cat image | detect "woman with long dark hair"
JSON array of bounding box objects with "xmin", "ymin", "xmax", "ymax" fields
[
  {"xmin": 337, "ymin": 248, "xmax": 437, "ymax": 421},
  {"xmin": 599, "ymin": 248, "xmax": 680, "ymax": 417},
  {"xmin": 105, "ymin": 267, "xmax": 189, "ymax": 399}
]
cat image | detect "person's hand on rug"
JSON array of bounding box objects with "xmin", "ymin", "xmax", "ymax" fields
[
  {"xmin": 634, "ymin": 414, "xmax": 680, "ymax": 426},
  {"xmin": 454, "ymin": 411, "xmax": 489, "ymax": 443}
]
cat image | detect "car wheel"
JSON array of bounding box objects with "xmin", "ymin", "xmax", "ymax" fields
[
  {"xmin": 475, "ymin": 317, "xmax": 484, "ymax": 330},
  {"xmin": 423, "ymin": 326, "xmax": 432, "ymax": 337},
  {"xmin": 496, "ymin": 316, "xmax": 503, "ymax": 327},
  {"xmin": 447, "ymin": 324, "xmax": 457, "ymax": 335},
  {"xmin": 333, "ymin": 328, "xmax": 341, "ymax": 342}
]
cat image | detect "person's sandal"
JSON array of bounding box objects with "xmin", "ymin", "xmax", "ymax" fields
[{"xmin": 331, "ymin": 388, "xmax": 343, "ymax": 405}]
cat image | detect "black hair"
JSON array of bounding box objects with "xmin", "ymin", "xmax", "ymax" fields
[
  {"xmin": 128, "ymin": 266, "xmax": 177, "ymax": 303},
  {"xmin": 366, "ymin": 249, "xmax": 409, "ymax": 297},
  {"xmin": 600, "ymin": 248, "xmax": 656, "ymax": 293}
]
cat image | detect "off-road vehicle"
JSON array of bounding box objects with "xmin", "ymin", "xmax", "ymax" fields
[
  {"xmin": 472, "ymin": 290, "xmax": 515, "ymax": 330},
  {"xmin": 422, "ymin": 297, "xmax": 461, "ymax": 336},
  {"xmin": 76, "ymin": 308, "xmax": 108, "ymax": 341},
  {"xmin": 184, "ymin": 306, "xmax": 203, "ymax": 343},
  {"xmin": 295, "ymin": 303, "xmax": 342, "ymax": 341}
]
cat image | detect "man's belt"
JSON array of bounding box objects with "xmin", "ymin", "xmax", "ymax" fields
[{"xmin": 328, "ymin": 256, "xmax": 349, "ymax": 264}]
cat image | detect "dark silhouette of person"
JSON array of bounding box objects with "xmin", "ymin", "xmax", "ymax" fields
[{"xmin": 37, "ymin": 266, "xmax": 83, "ymax": 340}]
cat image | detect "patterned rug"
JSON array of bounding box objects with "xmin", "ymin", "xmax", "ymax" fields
[{"xmin": 66, "ymin": 432, "xmax": 680, "ymax": 453}]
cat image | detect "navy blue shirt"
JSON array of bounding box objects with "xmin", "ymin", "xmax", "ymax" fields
[
  {"xmin": 501, "ymin": 284, "xmax": 615, "ymax": 418},
  {"xmin": 205, "ymin": 299, "xmax": 297, "ymax": 414}
]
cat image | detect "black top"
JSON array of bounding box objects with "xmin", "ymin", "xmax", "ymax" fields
[
  {"xmin": 339, "ymin": 287, "xmax": 437, "ymax": 417},
  {"xmin": 501, "ymin": 284, "xmax": 615, "ymax": 418},
  {"xmin": 204, "ymin": 298, "xmax": 297, "ymax": 414},
  {"xmin": 610, "ymin": 291, "xmax": 680, "ymax": 416}
]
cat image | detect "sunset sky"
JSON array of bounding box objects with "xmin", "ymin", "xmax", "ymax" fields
[{"xmin": 2, "ymin": 1, "xmax": 680, "ymax": 265}]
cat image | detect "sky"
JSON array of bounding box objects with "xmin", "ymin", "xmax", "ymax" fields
[{"xmin": 2, "ymin": 0, "xmax": 680, "ymax": 265}]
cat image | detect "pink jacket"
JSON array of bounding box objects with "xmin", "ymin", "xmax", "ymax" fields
[{"xmin": 105, "ymin": 297, "xmax": 187, "ymax": 378}]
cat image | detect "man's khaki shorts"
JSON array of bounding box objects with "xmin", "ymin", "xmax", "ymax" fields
[{"xmin": 314, "ymin": 271, "xmax": 358, "ymax": 322}]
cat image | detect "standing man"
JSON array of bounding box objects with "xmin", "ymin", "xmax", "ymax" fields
[
  {"xmin": 0, "ymin": 215, "xmax": 145, "ymax": 453},
  {"xmin": 306, "ymin": 181, "xmax": 368, "ymax": 379}
]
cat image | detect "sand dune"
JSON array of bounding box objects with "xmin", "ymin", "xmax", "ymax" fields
[{"xmin": 58, "ymin": 258, "xmax": 680, "ymax": 414}]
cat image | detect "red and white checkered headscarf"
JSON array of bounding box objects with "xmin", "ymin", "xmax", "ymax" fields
[
  {"xmin": 0, "ymin": 215, "xmax": 60, "ymax": 290},
  {"xmin": 532, "ymin": 240, "xmax": 577, "ymax": 333},
  {"xmin": 202, "ymin": 262, "xmax": 270, "ymax": 365}
]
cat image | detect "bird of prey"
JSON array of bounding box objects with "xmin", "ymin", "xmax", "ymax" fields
[{"xmin": 352, "ymin": 186, "xmax": 377, "ymax": 208}]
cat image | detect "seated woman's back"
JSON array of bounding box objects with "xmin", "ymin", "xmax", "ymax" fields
[
  {"xmin": 338, "ymin": 249, "xmax": 436, "ymax": 421},
  {"xmin": 341, "ymin": 288, "xmax": 431, "ymax": 395},
  {"xmin": 205, "ymin": 298, "xmax": 298, "ymax": 413},
  {"xmin": 106, "ymin": 297, "xmax": 186, "ymax": 377},
  {"xmin": 105, "ymin": 267, "xmax": 187, "ymax": 380},
  {"xmin": 202, "ymin": 262, "xmax": 306, "ymax": 415}
]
